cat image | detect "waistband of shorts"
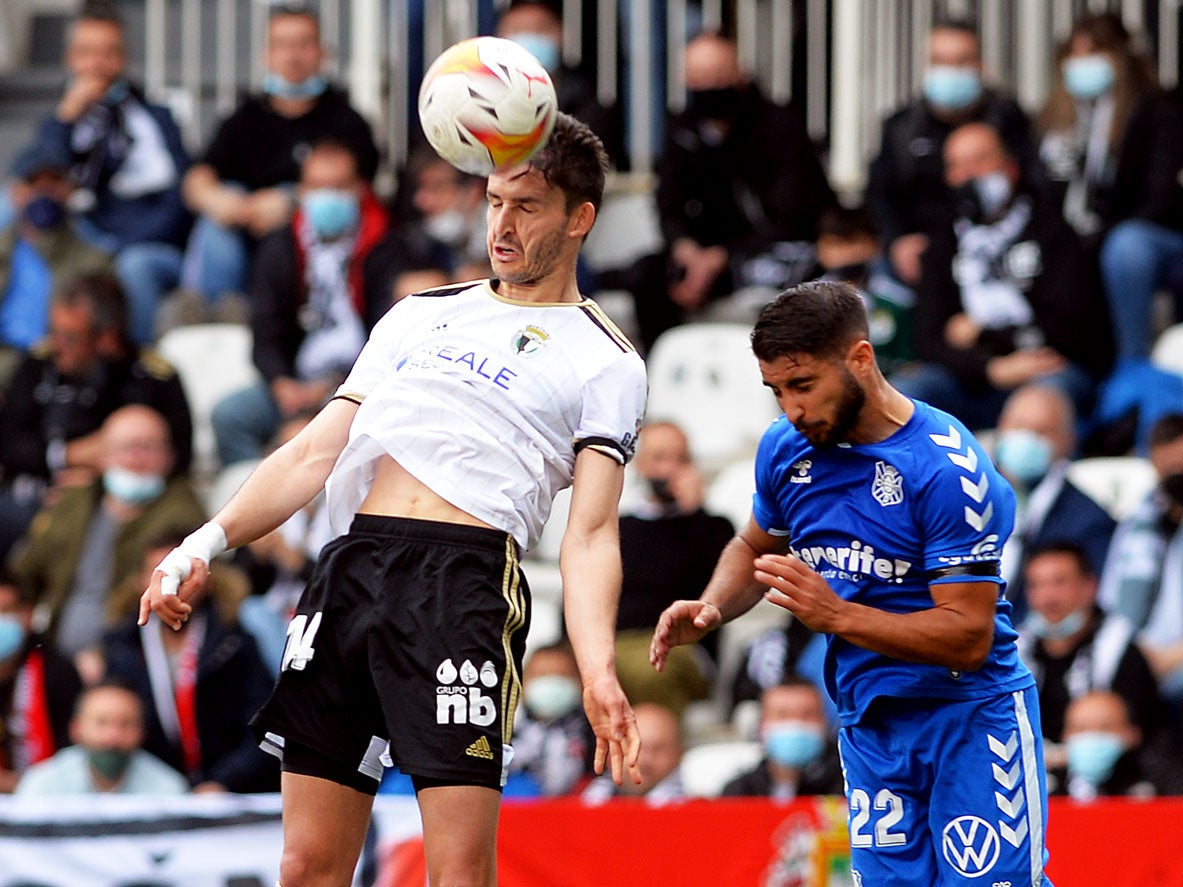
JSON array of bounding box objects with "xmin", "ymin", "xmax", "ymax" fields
[{"xmin": 347, "ymin": 513, "xmax": 517, "ymax": 555}]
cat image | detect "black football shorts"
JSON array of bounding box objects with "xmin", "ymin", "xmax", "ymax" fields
[{"xmin": 252, "ymin": 514, "xmax": 530, "ymax": 794}]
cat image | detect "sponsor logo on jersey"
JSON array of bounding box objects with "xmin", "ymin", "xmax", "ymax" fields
[
  {"xmin": 871, "ymin": 461, "xmax": 904, "ymax": 506},
  {"xmin": 465, "ymin": 736, "xmax": 495, "ymax": 760},
  {"xmin": 790, "ymin": 540, "xmax": 913, "ymax": 581},
  {"xmin": 435, "ymin": 658, "xmax": 499, "ymax": 727},
  {"xmin": 941, "ymin": 815, "xmax": 1000, "ymax": 877},
  {"xmin": 512, "ymin": 325, "xmax": 550, "ymax": 355},
  {"xmin": 790, "ymin": 459, "xmax": 813, "ymax": 484}
]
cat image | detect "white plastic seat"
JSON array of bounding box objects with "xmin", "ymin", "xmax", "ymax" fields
[
  {"xmin": 204, "ymin": 458, "xmax": 260, "ymax": 516},
  {"xmin": 706, "ymin": 457, "xmax": 756, "ymax": 534},
  {"xmin": 1066, "ymin": 456, "xmax": 1159, "ymax": 521},
  {"xmin": 156, "ymin": 323, "xmax": 260, "ymax": 477},
  {"xmin": 679, "ymin": 740, "xmax": 764, "ymax": 798},
  {"xmin": 645, "ymin": 323, "xmax": 781, "ymax": 476},
  {"xmin": 582, "ymin": 188, "xmax": 662, "ymax": 273},
  {"xmin": 1151, "ymin": 323, "xmax": 1183, "ymax": 374}
]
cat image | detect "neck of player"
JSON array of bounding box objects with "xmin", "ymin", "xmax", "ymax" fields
[
  {"xmin": 849, "ymin": 376, "xmax": 915, "ymax": 446},
  {"xmin": 497, "ymin": 265, "xmax": 583, "ymax": 304}
]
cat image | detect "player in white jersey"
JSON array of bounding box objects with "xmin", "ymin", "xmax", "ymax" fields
[{"xmin": 140, "ymin": 114, "xmax": 646, "ymax": 887}]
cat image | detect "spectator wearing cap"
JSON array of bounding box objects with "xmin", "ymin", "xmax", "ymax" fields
[
  {"xmin": 0, "ymin": 144, "xmax": 112, "ymax": 366},
  {"xmin": 32, "ymin": 0, "xmax": 192, "ymax": 345}
]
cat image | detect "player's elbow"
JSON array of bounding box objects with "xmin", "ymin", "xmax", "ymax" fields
[{"xmin": 947, "ymin": 627, "xmax": 994, "ymax": 672}]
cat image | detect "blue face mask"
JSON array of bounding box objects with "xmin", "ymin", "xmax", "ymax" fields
[
  {"xmin": 0, "ymin": 614, "xmax": 26, "ymax": 661},
  {"xmin": 23, "ymin": 195, "xmax": 66, "ymax": 231},
  {"xmin": 524, "ymin": 674, "xmax": 582, "ymax": 721},
  {"xmin": 1067, "ymin": 731, "xmax": 1125, "ymax": 785},
  {"xmin": 302, "ymin": 189, "xmax": 360, "ymax": 241},
  {"xmin": 263, "ymin": 72, "xmax": 327, "ymax": 100},
  {"xmin": 924, "ymin": 65, "xmax": 982, "ymax": 110},
  {"xmin": 507, "ymin": 32, "xmax": 561, "ymax": 73},
  {"xmin": 995, "ymin": 429, "xmax": 1054, "ymax": 487},
  {"xmin": 1024, "ymin": 608, "xmax": 1087, "ymax": 642},
  {"xmin": 103, "ymin": 467, "xmax": 165, "ymax": 504},
  {"xmin": 1063, "ymin": 55, "xmax": 1116, "ymax": 101},
  {"xmin": 764, "ymin": 721, "xmax": 826, "ymax": 769}
]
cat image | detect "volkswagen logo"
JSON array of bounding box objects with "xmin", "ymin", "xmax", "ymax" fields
[{"xmin": 941, "ymin": 815, "xmax": 1000, "ymax": 878}]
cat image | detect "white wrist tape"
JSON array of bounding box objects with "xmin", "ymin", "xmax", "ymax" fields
[{"xmin": 155, "ymin": 521, "xmax": 228, "ymax": 596}]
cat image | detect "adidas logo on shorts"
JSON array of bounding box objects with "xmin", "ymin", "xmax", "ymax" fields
[{"xmin": 465, "ymin": 736, "xmax": 495, "ymax": 760}]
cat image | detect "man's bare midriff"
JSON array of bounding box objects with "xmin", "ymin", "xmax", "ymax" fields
[{"xmin": 358, "ymin": 454, "xmax": 495, "ymax": 530}]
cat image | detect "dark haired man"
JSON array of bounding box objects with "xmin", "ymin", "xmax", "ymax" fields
[
  {"xmin": 142, "ymin": 114, "xmax": 645, "ymax": 886},
  {"xmin": 652, "ymin": 280, "xmax": 1050, "ymax": 885},
  {"xmin": 181, "ymin": 4, "xmax": 379, "ymax": 305}
]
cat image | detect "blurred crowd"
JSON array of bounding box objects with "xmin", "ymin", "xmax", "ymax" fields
[{"xmin": 2, "ymin": 0, "xmax": 1183, "ymax": 805}]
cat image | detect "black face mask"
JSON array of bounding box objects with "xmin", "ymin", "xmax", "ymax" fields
[
  {"xmin": 1161, "ymin": 472, "xmax": 1183, "ymax": 508},
  {"xmin": 686, "ymin": 86, "xmax": 741, "ymax": 120},
  {"xmin": 647, "ymin": 477, "xmax": 678, "ymax": 504},
  {"xmin": 953, "ymin": 172, "xmax": 1013, "ymax": 225},
  {"xmin": 826, "ymin": 261, "xmax": 872, "ymax": 284}
]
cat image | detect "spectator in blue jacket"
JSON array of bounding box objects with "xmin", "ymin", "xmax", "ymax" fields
[{"xmin": 34, "ymin": 0, "xmax": 192, "ymax": 344}]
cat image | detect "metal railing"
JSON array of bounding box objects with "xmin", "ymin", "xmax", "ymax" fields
[{"xmin": 130, "ymin": 0, "xmax": 1180, "ymax": 193}]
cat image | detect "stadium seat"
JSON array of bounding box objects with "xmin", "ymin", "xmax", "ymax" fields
[
  {"xmin": 1151, "ymin": 323, "xmax": 1183, "ymax": 374},
  {"xmin": 706, "ymin": 457, "xmax": 756, "ymax": 534},
  {"xmin": 646, "ymin": 323, "xmax": 781, "ymax": 476},
  {"xmin": 1066, "ymin": 456, "xmax": 1159, "ymax": 521},
  {"xmin": 157, "ymin": 323, "xmax": 260, "ymax": 478},
  {"xmin": 679, "ymin": 739, "xmax": 764, "ymax": 798},
  {"xmin": 204, "ymin": 458, "xmax": 260, "ymax": 515},
  {"xmin": 582, "ymin": 187, "xmax": 662, "ymax": 274}
]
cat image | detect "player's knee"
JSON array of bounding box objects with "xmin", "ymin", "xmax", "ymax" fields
[
  {"xmin": 279, "ymin": 844, "xmax": 351, "ymax": 887},
  {"xmin": 428, "ymin": 855, "xmax": 496, "ymax": 887}
]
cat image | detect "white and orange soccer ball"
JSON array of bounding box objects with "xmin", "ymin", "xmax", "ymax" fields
[{"xmin": 418, "ymin": 36, "xmax": 558, "ymax": 177}]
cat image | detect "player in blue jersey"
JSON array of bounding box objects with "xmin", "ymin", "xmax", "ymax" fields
[{"xmin": 651, "ymin": 281, "xmax": 1051, "ymax": 886}]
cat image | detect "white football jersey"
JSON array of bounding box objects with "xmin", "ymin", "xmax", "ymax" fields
[{"xmin": 327, "ymin": 279, "xmax": 647, "ymax": 550}]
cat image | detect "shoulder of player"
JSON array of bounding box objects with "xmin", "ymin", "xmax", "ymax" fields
[
  {"xmin": 571, "ymin": 300, "xmax": 638, "ymax": 355},
  {"xmin": 404, "ymin": 278, "xmax": 487, "ymax": 300}
]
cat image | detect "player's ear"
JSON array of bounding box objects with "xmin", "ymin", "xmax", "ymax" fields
[
  {"xmin": 567, "ymin": 201, "xmax": 595, "ymax": 239},
  {"xmin": 846, "ymin": 339, "xmax": 876, "ymax": 376}
]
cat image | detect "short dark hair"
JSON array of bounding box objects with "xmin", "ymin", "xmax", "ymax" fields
[
  {"xmin": 751, "ymin": 280, "xmax": 869, "ymax": 364},
  {"xmin": 528, "ymin": 112, "xmax": 609, "ymax": 214},
  {"xmin": 77, "ymin": 0, "xmax": 124, "ymax": 28},
  {"xmin": 76, "ymin": 677, "xmax": 143, "ymax": 717},
  {"xmin": 304, "ymin": 136, "xmax": 361, "ymax": 176},
  {"xmin": 817, "ymin": 204, "xmax": 878, "ymax": 242},
  {"xmin": 1150, "ymin": 413, "xmax": 1183, "ymax": 448},
  {"xmin": 932, "ymin": 15, "xmax": 979, "ymax": 41},
  {"xmin": 1023, "ymin": 541, "xmax": 1094, "ymax": 578},
  {"xmin": 52, "ymin": 271, "xmax": 129, "ymax": 339},
  {"xmin": 268, "ymin": 2, "xmax": 320, "ymax": 31}
]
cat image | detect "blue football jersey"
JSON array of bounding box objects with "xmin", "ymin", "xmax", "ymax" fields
[{"xmin": 753, "ymin": 399, "xmax": 1035, "ymax": 726}]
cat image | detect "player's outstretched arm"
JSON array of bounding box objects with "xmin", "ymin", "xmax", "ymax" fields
[
  {"xmin": 649, "ymin": 518, "xmax": 786, "ymax": 672},
  {"xmin": 560, "ymin": 449, "xmax": 641, "ymax": 787},
  {"xmin": 139, "ymin": 397, "xmax": 359, "ymax": 629}
]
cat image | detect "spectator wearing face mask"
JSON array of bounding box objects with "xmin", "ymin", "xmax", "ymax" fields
[
  {"xmin": 1049, "ymin": 690, "xmax": 1183, "ymax": 801},
  {"xmin": 505, "ymin": 642, "xmax": 595, "ymax": 797},
  {"xmin": 993, "ymin": 384, "xmax": 1116, "ymax": 623},
  {"xmin": 1016, "ymin": 542, "xmax": 1162, "ymax": 760},
  {"xmin": 0, "ymin": 570, "xmax": 82, "ymax": 793},
  {"xmin": 179, "ymin": 4, "xmax": 379, "ymax": 307},
  {"xmin": 892, "ymin": 122, "xmax": 1113, "ymax": 430},
  {"xmin": 721, "ymin": 678, "xmax": 843, "ymax": 801},
  {"xmin": 15, "ymin": 679, "xmax": 188, "ymax": 795},
  {"xmin": 0, "ymin": 144, "xmax": 112, "ymax": 361},
  {"xmin": 613, "ymin": 421, "xmax": 733, "ymax": 716},
  {"xmin": 866, "ymin": 17, "xmax": 1041, "ymax": 288},
  {"xmin": 1099, "ymin": 414, "xmax": 1183, "ymax": 716},
  {"xmin": 494, "ymin": 0, "xmax": 625, "ymax": 169},
  {"xmin": 210, "ymin": 138, "xmax": 389, "ymax": 467},
  {"xmin": 582, "ymin": 703, "xmax": 685, "ymax": 806},
  {"xmin": 9, "ymin": 404, "xmax": 204, "ymax": 670},
  {"xmin": 1037, "ymin": 13, "xmax": 1183, "ymax": 365}
]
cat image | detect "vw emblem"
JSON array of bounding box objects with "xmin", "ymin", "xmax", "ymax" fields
[{"xmin": 941, "ymin": 815, "xmax": 1000, "ymax": 878}]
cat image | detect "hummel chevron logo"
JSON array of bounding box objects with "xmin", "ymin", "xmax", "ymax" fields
[
  {"xmin": 1000, "ymin": 820, "xmax": 1028, "ymax": 848},
  {"xmin": 991, "ymin": 760, "xmax": 1020, "ymax": 790},
  {"xmin": 929, "ymin": 426, "xmax": 961, "ymax": 449},
  {"xmin": 994, "ymin": 789, "xmax": 1026, "ymax": 818},
  {"xmin": 988, "ymin": 734, "xmax": 1017, "ymax": 759},
  {"xmin": 964, "ymin": 503, "xmax": 994, "ymax": 532},
  {"xmin": 931, "ymin": 424, "xmax": 979, "ymax": 471},
  {"xmin": 960, "ymin": 473, "xmax": 989, "ymax": 502}
]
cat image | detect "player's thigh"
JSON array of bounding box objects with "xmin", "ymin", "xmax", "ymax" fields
[
  {"xmin": 279, "ymin": 771, "xmax": 375, "ymax": 884},
  {"xmin": 417, "ymin": 784, "xmax": 501, "ymax": 887},
  {"xmin": 838, "ymin": 722, "xmax": 937, "ymax": 887},
  {"xmin": 928, "ymin": 689, "xmax": 1049, "ymax": 887}
]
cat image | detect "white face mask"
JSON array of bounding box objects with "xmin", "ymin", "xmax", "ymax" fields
[
  {"xmin": 424, "ymin": 209, "xmax": 469, "ymax": 246},
  {"xmin": 523, "ymin": 674, "xmax": 582, "ymax": 721},
  {"xmin": 103, "ymin": 467, "xmax": 166, "ymax": 504}
]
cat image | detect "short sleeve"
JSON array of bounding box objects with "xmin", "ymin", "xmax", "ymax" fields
[
  {"xmin": 333, "ymin": 299, "xmax": 414, "ymax": 404},
  {"xmin": 573, "ymin": 351, "xmax": 646, "ymax": 464},
  {"xmin": 917, "ymin": 432, "xmax": 1015, "ymax": 585},
  {"xmin": 752, "ymin": 425, "xmax": 790, "ymax": 536}
]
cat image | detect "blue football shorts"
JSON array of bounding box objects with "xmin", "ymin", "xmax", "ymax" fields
[{"xmin": 837, "ymin": 685, "xmax": 1052, "ymax": 887}]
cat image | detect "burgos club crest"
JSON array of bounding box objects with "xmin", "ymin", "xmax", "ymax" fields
[
  {"xmin": 512, "ymin": 325, "xmax": 549, "ymax": 355},
  {"xmin": 871, "ymin": 461, "xmax": 904, "ymax": 506}
]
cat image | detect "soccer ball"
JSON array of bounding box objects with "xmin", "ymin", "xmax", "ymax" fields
[{"xmin": 418, "ymin": 36, "xmax": 558, "ymax": 177}]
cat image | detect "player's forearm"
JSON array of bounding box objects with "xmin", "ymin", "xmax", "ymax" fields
[
  {"xmin": 559, "ymin": 531, "xmax": 622, "ymax": 683},
  {"xmin": 831, "ymin": 602, "xmax": 994, "ymax": 671},
  {"xmin": 700, "ymin": 535, "xmax": 772, "ymax": 623}
]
